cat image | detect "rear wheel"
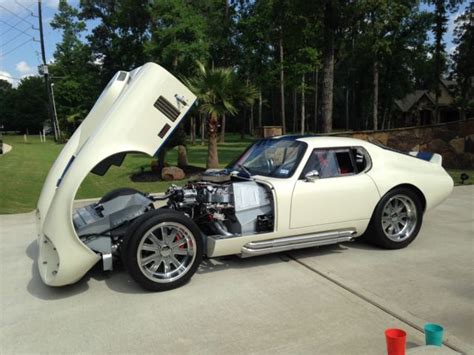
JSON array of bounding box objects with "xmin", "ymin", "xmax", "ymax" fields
[
  {"xmin": 368, "ymin": 187, "xmax": 423, "ymax": 249},
  {"xmin": 123, "ymin": 210, "xmax": 203, "ymax": 291}
]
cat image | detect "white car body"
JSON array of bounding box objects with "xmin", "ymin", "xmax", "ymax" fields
[
  {"xmin": 208, "ymin": 137, "xmax": 453, "ymax": 257},
  {"xmin": 36, "ymin": 63, "xmax": 453, "ymax": 289}
]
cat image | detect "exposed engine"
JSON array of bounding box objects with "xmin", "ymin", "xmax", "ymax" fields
[
  {"xmin": 72, "ymin": 179, "xmax": 274, "ymax": 272},
  {"xmin": 166, "ymin": 180, "xmax": 274, "ymax": 237}
]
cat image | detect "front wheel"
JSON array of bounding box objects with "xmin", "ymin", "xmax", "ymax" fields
[
  {"xmin": 123, "ymin": 210, "xmax": 203, "ymax": 291},
  {"xmin": 367, "ymin": 187, "xmax": 423, "ymax": 249}
]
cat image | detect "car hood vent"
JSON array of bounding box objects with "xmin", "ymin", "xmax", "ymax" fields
[{"xmin": 154, "ymin": 95, "xmax": 180, "ymax": 122}]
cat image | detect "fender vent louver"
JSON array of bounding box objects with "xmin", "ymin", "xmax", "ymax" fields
[
  {"xmin": 154, "ymin": 96, "xmax": 180, "ymax": 122},
  {"xmin": 158, "ymin": 123, "xmax": 171, "ymax": 138}
]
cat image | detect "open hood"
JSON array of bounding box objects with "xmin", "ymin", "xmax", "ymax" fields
[{"xmin": 36, "ymin": 63, "xmax": 196, "ymax": 286}]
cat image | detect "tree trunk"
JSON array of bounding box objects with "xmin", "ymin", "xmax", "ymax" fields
[
  {"xmin": 190, "ymin": 116, "xmax": 196, "ymax": 145},
  {"xmin": 434, "ymin": 91, "xmax": 440, "ymax": 123},
  {"xmin": 279, "ymin": 34, "xmax": 286, "ymax": 134},
  {"xmin": 207, "ymin": 113, "xmax": 219, "ymax": 168},
  {"xmin": 241, "ymin": 108, "xmax": 246, "ymax": 139},
  {"xmin": 345, "ymin": 87, "xmax": 349, "ymax": 130},
  {"xmin": 258, "ymin": 89, "xmax": 262, "ymax": 127},
  {"xmin": 321, "ymin": 43, "xmax": 334, "ymax": 133},
  {"xmin": 301, "ymin": 74, "xmax": 305, "ymax": 135},
  {"xmin": 314, "ymin": 70, "xmax": 319, "ymax": 133},
  {"xmin": 321, "ymin": 1, "xmax": 335, "ymax": 134},
  {"xmin": 433, "ymin": 0, "xmax": 445, "ymax": 124},
  {"xmin": 200, "ymin": 113, "xmax": 205, "ymax": 146},
  {"xmin": 250, "ymin": 103, "xmax": 254, "ymax": 135},
  {"xmin": 177, "ymin": 145, "xmax": 188, "ymax": 168},
  {"xmin": 220, "ymin": 113, "xmax": 226, "ymax": 143},
  {"xmin": 381, "ymin": 108, "xmax": 388, "ymax": 130},
  {"xmin": 156, "ymin": 148, "xmax": 167, "ymax": 175},
  {"xmin": 460, "ymin": 107, "xmax": 466, "ymax": 121},
  {"xmin": 292, "ymin": 88, "xmax": 297, "ymax": 133},
  {"xmin": 373, "ymin": 60, "xmax": 379, "ymax": 131}
]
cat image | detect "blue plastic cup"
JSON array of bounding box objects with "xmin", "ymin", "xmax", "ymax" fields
[{"xmin": 424, "ymin": 323, "xmax": 444, "ymax": 346}]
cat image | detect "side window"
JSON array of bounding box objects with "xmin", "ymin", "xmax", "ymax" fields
[
  {"xmin": 351, "ymin": 147, "xmax": 371, "ymax": 173},
  {"xmin": 301, "ymin": 148, "xmax": 356, "ymax": 179}
]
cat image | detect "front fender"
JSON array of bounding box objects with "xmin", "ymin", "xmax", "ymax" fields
[{"xmin": 36, "ymin": 63, "xmax": 196, "ymax": 286}]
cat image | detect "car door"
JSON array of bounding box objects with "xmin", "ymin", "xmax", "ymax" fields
[{"xmin": 290, "ymin": 147, "xmax": 380, "ymax": 229}]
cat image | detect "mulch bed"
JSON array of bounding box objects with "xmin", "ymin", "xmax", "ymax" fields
[{"xmin": 131, "ymin": 165, "xmax": 206, "ymax": 182}]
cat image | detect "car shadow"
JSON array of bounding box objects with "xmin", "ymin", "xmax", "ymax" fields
[
  {"xmin": 105, "ymin": 244, "xmax": 348, "ymax": 294},
  {"xmin": 348, "ymin": 238, "xmax": 379, "ymax": 251},
  {"xmin": 26, "ymin": 239, "xmax": 153, "ymax": 298},
  {"xmin": 26, "ymin": 241, "xmax": 349, "ymax": 297},
  {"xmin": 26, "ymin": 241, "xmax": 90, "ymax": 300}
]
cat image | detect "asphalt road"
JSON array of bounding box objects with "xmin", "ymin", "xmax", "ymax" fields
[{"xmin": 0, "ymin": 186, "xmax": 472, "ymax": 354}]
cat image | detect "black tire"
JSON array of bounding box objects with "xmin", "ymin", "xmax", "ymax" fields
[
  {"xmin": 99, "ymin": 187, "xmax": 142, "ymax": 204},
  {"xmin": 122, "ymin": 210, "xmax": 203, "ymax": 291},
  {"xmin": 367, "ymin": 187, "xmax": 423, "ymax": 249}
]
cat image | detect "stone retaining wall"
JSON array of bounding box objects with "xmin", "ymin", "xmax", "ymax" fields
[{"xmin": 333, "ymin": 119, "xmax": 474, "ymax": 169}]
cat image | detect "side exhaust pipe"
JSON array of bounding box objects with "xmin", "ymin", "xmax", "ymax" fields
[{"xmin": 241, "ymin": 229, "xmax": 356, "ymax": 258}]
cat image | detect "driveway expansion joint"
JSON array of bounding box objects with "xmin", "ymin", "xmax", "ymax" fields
[{"xmin": 287, "ymin": 253, "xmax": 471, "ymax": 355}]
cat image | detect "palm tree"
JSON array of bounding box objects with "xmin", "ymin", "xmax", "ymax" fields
[
  {"xmin": 185, "ymin": 62, "xmax": 257, "ymax": 168},
  {"xmin": 222, "ymin": 75, "xmax": 259, "ymax": 142}
]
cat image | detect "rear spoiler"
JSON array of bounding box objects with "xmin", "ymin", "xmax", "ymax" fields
[{"xmin": 408, "ymin": 151, "xmax": 443, "ymax": 165}]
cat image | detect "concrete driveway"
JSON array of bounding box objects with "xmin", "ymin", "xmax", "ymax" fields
[{"xmin": 0, "ymin": 186, "xmax": 472, "ymax": 354}]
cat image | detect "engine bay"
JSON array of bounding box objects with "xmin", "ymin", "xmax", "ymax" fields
[
  {"xmin": 72, "ymin": 178, "xmax": 275, "ymax": 264},
  {"xmin": 166, "ymin": 180, "xmax": 274, "ymax": 238}
]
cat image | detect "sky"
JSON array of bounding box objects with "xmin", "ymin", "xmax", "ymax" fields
[
  {"xmin": 0, "ymin": 0, "xmax": 78, "ymax": 86},
  {"xmin": 0, "ymin": 0, "xmax": 470, "ymax": 88}
]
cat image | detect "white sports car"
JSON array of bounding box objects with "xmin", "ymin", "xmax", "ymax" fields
[{"xmin": 36, "ymin": 63, "xmax": 453, "ymax": 291}]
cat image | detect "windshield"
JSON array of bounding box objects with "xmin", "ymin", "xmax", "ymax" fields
[{"xmin": 228, "ymin": 139, "xmax": 307, "ymax": 178}]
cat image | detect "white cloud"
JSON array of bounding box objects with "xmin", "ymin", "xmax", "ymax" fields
[
  {"xmin": 447, "ymin": 11, "xmax": 461, "ymax": 35},
  {"xmin": 0, "ymin": 70, "xmax": 14, "ymax": 85},
  {"xmin": 15, "ymin": 61, "xmax": 33, "ymax": 75},
  {"xmin": 45, "ymin": 0, "xmax": 59, "ymax": 9}
]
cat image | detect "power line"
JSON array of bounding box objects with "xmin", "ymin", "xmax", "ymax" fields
[
  {"xmin": 0, "ymin": 15, "xmax": 34, "ymax": 36},
  {"xmin": 0, "ymin": 4, "xmax": 35, "ymax": 27},
  {"xmin": 14, "ymin": 1, "xmax": 37, "ymax": 17},
  {"xmin": 0, "ymin": 37, "xmax": 34, "ymax": 57},
  {"xmin": 0, "ymin": 19, "xmax": 35, "ymax": 39},
  {"xmin": 37, "ymin": 0, "xmax": 60, "ymax": 141},
  {"xmin": 1, "ymin": 26, "xmax": 32, "ymax": 47},
  {"xmin": 0, "ymin": 73, "xmax": 23, "ymax": 81}
]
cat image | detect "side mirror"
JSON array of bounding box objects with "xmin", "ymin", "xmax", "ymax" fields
[{"xmin": 304, "ymin": 170, "xmax": 319, "ymax": 182}]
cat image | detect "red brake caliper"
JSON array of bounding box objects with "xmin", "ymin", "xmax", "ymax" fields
[{"xmin": 175, "ymin": 234, "xmax": 185, "ymax": 249}]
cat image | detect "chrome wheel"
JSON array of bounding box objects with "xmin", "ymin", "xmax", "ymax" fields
[
  {"xmin": 137, "ymin": 222, "xmax": 196, "ymax": 283},
  {"xmin": 381, "ymin": 194, "xmax": 418, "ymax": 242}
]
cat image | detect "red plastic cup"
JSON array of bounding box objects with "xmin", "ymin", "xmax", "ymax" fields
[{"xmin": 385, "ymin": 328, "xmax": 407, "ymax": 355}]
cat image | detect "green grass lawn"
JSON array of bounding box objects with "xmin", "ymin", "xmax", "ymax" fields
[
  {"xmin": 0, "ymin": 134, "xmax": 472, "ymax": 214},
  {"xmin": 0, "ymin": 134, "xmax": 253, "ymax": 214},
  {"xmin": 447, "ymin": 169, "xmax": 474, "ymax": 186}
]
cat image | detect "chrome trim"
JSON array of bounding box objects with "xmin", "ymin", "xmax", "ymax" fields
[
  {"xmin": 241, "ymin": 229, "xmax": 356, "ymax": 258},
  {"xmin": 137, "ymin": 222, "xmax": 196, "ymax": 284},
  {"xmin": 102, "ymin": 253, "xmax": 113, "ymax": 271},
  {"xmin": 381, "ymin": 194, "xmax": 417, "ymax": 242}
]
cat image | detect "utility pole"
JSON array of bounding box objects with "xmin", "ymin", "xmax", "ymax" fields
[
  {"xmin": 50, "ymin": 83, "xmax": 60, "ymax": 138},
  {"xmin": 38, "ymin": 0, "xmax": 59, "ymax": 141}
]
